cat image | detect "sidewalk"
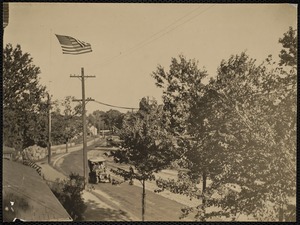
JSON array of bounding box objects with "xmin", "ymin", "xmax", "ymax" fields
[
  {"xmin": 38, "ymin": 160, "xmax": 129, "ymax": 221},
  {"xmin": 38, "ymin": 162, "xmax": 67, "ymax": 181},
  {"xmin": 37, "ymin": 138, "xmax": 131, "ymax": 221}
]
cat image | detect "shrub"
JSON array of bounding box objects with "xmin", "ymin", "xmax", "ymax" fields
[{"xmin": 49, "ymin": 173, "xmax": 87, "ymax": 221}]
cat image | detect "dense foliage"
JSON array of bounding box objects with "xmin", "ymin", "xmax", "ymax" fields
[
  {"xmin": 3, "ymin": 44, "xmax": 47, "ymax": 150},
  {"xmin": 111, "ymin": 97, "xmax": 179, "ymax": 221},
  {"xmin": 50, "ymin": 96, "xmax": 82, "ymax": 145},
  {"xmin": 87, "ymin": 110, "xmax": 107, "ymax": 131},
  {"xmin": 103, "ymin": 109, "xmax": 124, "ymax": 133},
  {"xmin": 87, "ymin": 109, "xmax": 124, "ymax": 134},
  {"xmin": 49, "ymin": 173, "xmax": 87, "ymax": 221},
  {"xmin": 153, "ymin": 27, "xmax": 296, "ymax": 221}
]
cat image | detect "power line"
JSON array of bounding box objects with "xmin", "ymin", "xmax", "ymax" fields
[
  {"xmin": 100, "ymin": 4, "xmax": 215, "ymax": 68},
  {"xmin": 93, "ymin": 100, "xmax": 139, "ymax": 110},
  {"xmin": 50, "ymin": 98, "xmax": 138, "ymax": 113},
  {"xmin": 99, "ymin": 5, "xmax": 204, "ymax": 66}
]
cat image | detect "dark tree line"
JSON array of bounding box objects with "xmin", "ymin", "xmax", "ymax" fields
[
  {"xmin": 87, "ymin": 109, "xmax": 124, "ymax": 134},
  {"xmin": 3, "ymin": 44, "xmax": 47, "ymax": 150}
]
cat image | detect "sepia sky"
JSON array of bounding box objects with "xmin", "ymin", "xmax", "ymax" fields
[{"xmin": 3, "ymin": 3, "xmax": 297, "ymax": 114}]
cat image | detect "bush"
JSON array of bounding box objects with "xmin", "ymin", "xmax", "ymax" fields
[{"xmin": 49, "ymin": 173, "xmax": 87, "ymax": 221}]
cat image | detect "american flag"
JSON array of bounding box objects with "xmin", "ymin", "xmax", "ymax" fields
[{"xmin": 55, "ymin": 34, "xmax": 92, "ymax": 55}]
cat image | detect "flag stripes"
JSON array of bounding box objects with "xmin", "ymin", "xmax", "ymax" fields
[{"xmin": 55, "ymin": 34, "xmax": 92, "ymax": 55}]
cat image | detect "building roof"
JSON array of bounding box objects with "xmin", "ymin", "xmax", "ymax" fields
[{"xmin": 3, "ymin": 160, "xmax": 72, "ymax": 221}]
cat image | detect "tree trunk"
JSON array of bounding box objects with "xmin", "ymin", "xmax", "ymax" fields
[
  {"xmin": 142, "ymin": 179, "xmax": 146, "ymax": 221},
  {"xmin": 201, "ymin": 171, "xmax": 207, "ymax": 221},
  {"xmin": 202, "ymin": 171, "xmax": 207, "ymax": 205},
  {"xmin": 278, "ymin": 188, "xmax": 284, "ymax": 222},
  {"xmin": 279, "ymin": 206, "xmax": 284, "ymax": 222}
]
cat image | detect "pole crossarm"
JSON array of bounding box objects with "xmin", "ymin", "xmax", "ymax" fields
[
  {"xmin": 70, "ymin": 75, "xmax": 96, "ymax": 78},
  {"xmin": 72, "ymin": 98, "xmax": 94, "ymax": 102}
]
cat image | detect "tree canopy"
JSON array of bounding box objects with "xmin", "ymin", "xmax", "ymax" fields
[
  {"xmin": 111, "ymin": 97, "xmax": 179, "ymax": 221},
  {"xmin": 103, "ymin": 109, "xmax": 124, "ymax": 133},
  {"xmin": 87, "ymin": 110, "xmax": 106, "ymax": 132},
  {"xmin": 50, "ymin": 96, "xmax": 84, "ymax": 145},
  {"xmin": 3, "ymin": 44, "xmax": 47, "ymax": 150},
  {"xmin": 278, "ymin": 26, "xmax": 297, "ymax": 67},
  {"xmin": 153, "ymin": 27, "xmax": 296, "ymax": 221}
]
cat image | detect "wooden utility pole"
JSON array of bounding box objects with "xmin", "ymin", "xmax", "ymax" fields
[
  {"xmin": 142, "ymin": 179, "xmax": 146, "ymax": 221},
  {"xmin": 70, "ymin": 68, "xmax": 95, "ymax": 188},
  {"xmin": 47, "ymin": 93, "xmax": 52, "ymax": 164}
]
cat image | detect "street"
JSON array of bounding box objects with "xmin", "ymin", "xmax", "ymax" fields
[{"xmin": 55, "ymin": 140, "xmax": 196, "ymax": 221}]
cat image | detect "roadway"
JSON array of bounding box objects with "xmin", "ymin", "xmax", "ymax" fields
[{"xmin": 54, "ymin": 138, "xmax": 196, "ymax": 221}]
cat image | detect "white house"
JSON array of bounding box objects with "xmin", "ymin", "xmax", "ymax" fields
[{"xmin": 88, "ymin": 125, "xmax": 98, "ymax": 136}]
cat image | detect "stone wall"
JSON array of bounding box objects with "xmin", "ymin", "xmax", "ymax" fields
[{"xmin": 22, "ymin": 145, "xmax": 48, "ymax": 161}]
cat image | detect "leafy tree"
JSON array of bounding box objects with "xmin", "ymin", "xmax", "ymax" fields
[
  {"xmin": 152, "ymin": 28, "xmax": 296, "ymax": 222},
  {"xmin": 61, "ymin": 96, "xmax": 83, "ymax": 119},
  {"xmin": 152, "ymin": 55, "xmax": 216, "ymax": 220},
  {"xmin": 103, "ymin": 109, "xmax": 124, "ymax": 133},
  {"xmin": 49, "ymin": 173, "xmax": 87, "ymax": 221},
  {"xmin": 111, "ymin": 97, "xmax": 179, "ymax": 221},
  {"xmin": 152, "ymin": 55, "xmax": 208, "ymax": 135},
  {"xmin": 87, "ymin": 110, "xmax": 106, "ymax": 132},
  {"xmin": 3, "ymin": 44, "xmax": 46, "ymax": 150},
  {"xmin": 278, "ymin": 26, "xmax": 297, "ymax": 67},
  {"xmin": 50, "ymin": 96, "xmax": 82, "ymax": 145},
  {"xmin": 204, "ymin": 51, "xmax": 295, "ymax": 221},
  {"xmin": 61, "ymin": 96, "xmax": 82, "ymax": 143}
]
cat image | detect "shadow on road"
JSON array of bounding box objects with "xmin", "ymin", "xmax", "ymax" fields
[{"xmin": 83, "ymin": 199, "xmax": 132, "ymax": 221}]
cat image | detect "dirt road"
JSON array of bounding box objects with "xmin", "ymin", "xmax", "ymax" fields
[{"xmin": 56, "ymin": 143, "xmax": 196, "ymax": 221}]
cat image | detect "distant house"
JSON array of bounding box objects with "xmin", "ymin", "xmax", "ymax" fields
[
  {"xmin": 88, "ymin": 125, "xmax": 98, "ymax": 136},
  {"xmin": 3, "ymin": 160, "xmax": 72, "ymax": 222},
  {"xmin": 3, "ymin": 146, "xmax": 15, "ymax": 160}
]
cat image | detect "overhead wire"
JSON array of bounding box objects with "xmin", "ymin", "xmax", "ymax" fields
[
  {"xmin": 100, "ymin": 4, "xmax": 215, "ymax": 68},
  {"xmin": 99, "ymin": 4, "xmax": 204, "ymax": 66},
  {"xmin": 51, "ymin": 5, "xmax": 215, "ymax": 113},
  {"xmin": 50, "ymin": 98, "xmax": 138, "ymax": 113},
  {"xmin": 93, "ymin": 100, "xmax": 139, "ymax": 110}
]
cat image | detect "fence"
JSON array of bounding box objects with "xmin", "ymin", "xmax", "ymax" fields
[{"xmin": 22, "ymin": 151, "xmax": 42, "ymax": 176}]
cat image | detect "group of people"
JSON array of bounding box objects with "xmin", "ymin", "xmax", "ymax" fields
[{"xmin": 92, "ymin": 162, "xmax": 105, "ymax": 173}]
